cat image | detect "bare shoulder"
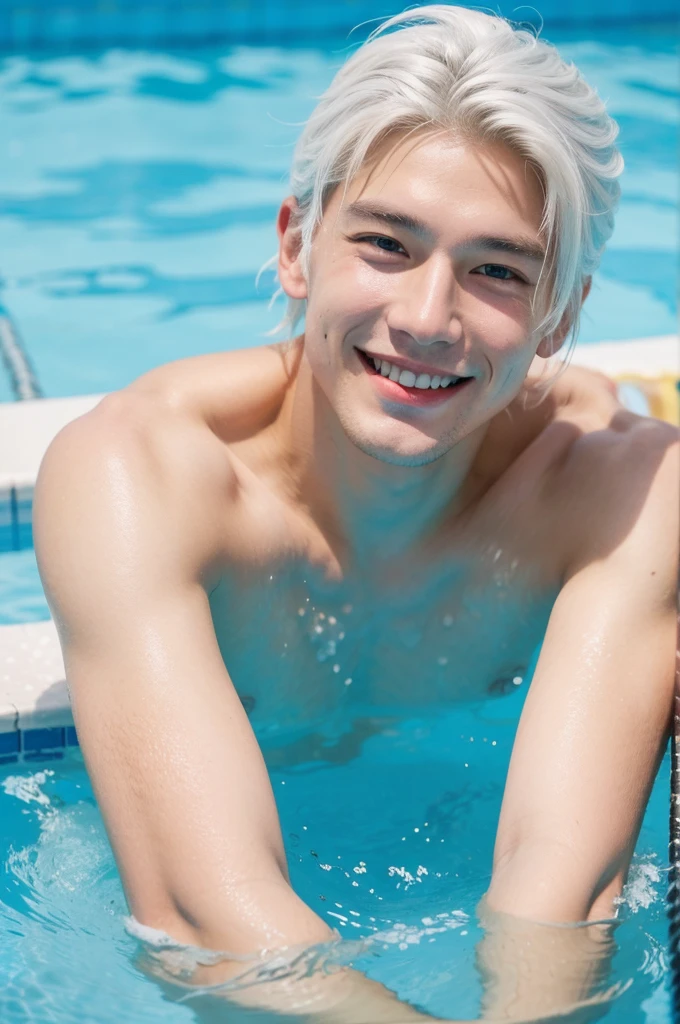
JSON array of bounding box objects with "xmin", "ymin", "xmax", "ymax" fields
[
  {"xmin": 41, "ymin": 384, "xmax": 235, "ymax": 507},
  {"xmin": 37, "ymin": 336, "xmax": 303, "ymax": 536},
  {"xmin": 548, "ymin": 397, "xmax": 679, "ymax": 583},
  {"xmin": 125, "ymin": 338, "xmax": 302, "ymax": 441},
  {"xmin": 34, "ymin": 383, "xmax": 241, "ymax": 607}
]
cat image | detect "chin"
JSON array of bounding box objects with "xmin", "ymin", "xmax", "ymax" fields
[{"xmin": 339, "ymin": 415, "xmax": 457, "ymax": 467}]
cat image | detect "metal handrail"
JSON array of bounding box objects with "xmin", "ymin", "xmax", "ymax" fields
[
  {"xmin": 0, "ymin": 304, "xmax": 43, "ymax": 401},
  {"xmin": 669, "ymin": 689, "xmax": 680, "ymax": 1021}
]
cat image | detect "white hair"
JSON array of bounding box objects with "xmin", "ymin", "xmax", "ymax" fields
[{"xmin": 257, "ymin": 4, "xmax": 623, "ymax": 368}]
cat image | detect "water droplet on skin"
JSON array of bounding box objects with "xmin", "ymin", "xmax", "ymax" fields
[
  {"xmin": 333, "ymin": 664, "xmax": 340, "ymax": 673},
  {"xmin": 344, "ymin": 678, "xmax": 352, "ymax": 686}
]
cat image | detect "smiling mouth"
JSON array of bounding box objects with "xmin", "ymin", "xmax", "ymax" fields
[{"xmin": 356, "ymin": 348, "xmax": 472, "ymax": 392}]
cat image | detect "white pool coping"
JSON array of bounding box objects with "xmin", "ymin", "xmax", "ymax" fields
[
  {"xmin": 0, "ymin": 392, "xmax": 105, "ymax": 490},
  {"xmin": 0, "ymin": 335, "xmax": 677, "ymax": 745}
]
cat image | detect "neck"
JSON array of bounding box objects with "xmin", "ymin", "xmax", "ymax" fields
[{"xmin": 274, "ymin": 345, "xmax": 491, "ymax": 565}]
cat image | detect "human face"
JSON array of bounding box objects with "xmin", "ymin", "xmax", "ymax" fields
[{"xmin": 288, "ymin": 132, "xmax": 548, "ymax": 466}]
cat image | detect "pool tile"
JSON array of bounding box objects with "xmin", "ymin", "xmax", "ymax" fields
[
  {"xmin": 22, "ymin": 727, "xmax": 65, "ymax": 752},
  {"xmin": 0, "ymin": 731, "xmax": 20, "ymax": 754},
  {"xmin": 24, "ymin": 749, "xmax": 64, "ymax": 762},
  {"xmin": 66, "ymin": 726, "xmax": 79, "ymax": 747}
]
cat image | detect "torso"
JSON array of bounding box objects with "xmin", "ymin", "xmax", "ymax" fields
[{"xmin": 134, "ymin": 341, "xmax": 626, "ymax": 745}]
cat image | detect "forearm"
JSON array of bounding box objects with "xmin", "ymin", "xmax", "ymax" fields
[
  {"xmin": 476, "ymin": 890, "xmax": 618, "ymax": 1022},
  {"xmin": 133, "ymin": 908, "xmax": 438, "ymax": 1023}
]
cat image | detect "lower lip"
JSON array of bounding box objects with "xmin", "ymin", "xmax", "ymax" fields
[{"xmin": 356, "ymin": 349, "xmax": 472, "ymax": 407}]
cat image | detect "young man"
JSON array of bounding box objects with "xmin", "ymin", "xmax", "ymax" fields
[{"xmin": 33, "ymin": 5, "xmax": 677, "ymax": 1020}]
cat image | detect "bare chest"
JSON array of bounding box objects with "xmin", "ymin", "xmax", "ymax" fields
[{"xmin": 209, "ymin": 552, "xmax": 557, "ymax": 737}]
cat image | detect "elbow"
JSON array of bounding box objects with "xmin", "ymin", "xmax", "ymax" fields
[{"xmin": 486, "ymin": 841, "xmax": 623, "ymax": 925}]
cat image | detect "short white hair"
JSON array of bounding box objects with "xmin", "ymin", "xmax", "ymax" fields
[{"xmin": 258, "ymin": 4, "xmax": 623, "ymax": 364}]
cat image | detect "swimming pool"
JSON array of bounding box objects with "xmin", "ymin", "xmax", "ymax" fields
[
  {"xmin": 0, "ymin": 24, "xmax": 677, "ymax": 404},
  {"xmin": 0, "ymin": 689, "xmax": 672, "ymax": 1021},
  {"xmin": 0, "ymin": 17, "xmax": 677, "ymax": 1024}
]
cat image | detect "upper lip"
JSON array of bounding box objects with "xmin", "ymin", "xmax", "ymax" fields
[{"xmin": 357, "ymin": 347, "xmax": 471, "ymax": 379}]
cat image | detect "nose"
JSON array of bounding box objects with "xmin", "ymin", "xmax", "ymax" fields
[{"xmin": 385, "ymin": 255, "xmax": 463, "ymax": 349}]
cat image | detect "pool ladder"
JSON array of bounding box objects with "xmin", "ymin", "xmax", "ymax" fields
[
  {"xmin": 670, "ymin": 691, "xmax": 680, "ymax": 1021},
  {"xmin": 0, "ymin": 302, "xmax": 43, "ymax": 400}
]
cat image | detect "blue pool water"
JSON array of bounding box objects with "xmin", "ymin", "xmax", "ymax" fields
[
  {"xmin": 0, "ymin": 691, "xmax": 672, "ymax": 1022},
  {"xmin": 0, "ymin": 25, "xmax": 677, "ymax": 403},
  {"xmin": 0, "ymin": 21, "xmax": 677, "ymax": 1023}
]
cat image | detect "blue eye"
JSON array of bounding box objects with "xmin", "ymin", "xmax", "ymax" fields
[{"xmin": 476, "ymin": 264, "xmax": 519, "ymax": 281}]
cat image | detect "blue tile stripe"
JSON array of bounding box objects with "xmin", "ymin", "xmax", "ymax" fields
[
  {"xmin": 0, "ymin": 724, "xmax": 79, "ymax": 765},
  {"xmin": 0, "ymin": 485, "xmax": 33, "ymax": 553},
  {"xmin": 0, "ymin": 0, "xmax": 676, "ymax": 51}
]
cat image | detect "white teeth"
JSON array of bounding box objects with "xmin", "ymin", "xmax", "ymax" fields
[
  {"xmin": 365, "ymin": 352, "xmax": 461, "ymax": 390},
  {"xmin": 398, "ymin": 369, "xmax": 416, "ymax": 387}
]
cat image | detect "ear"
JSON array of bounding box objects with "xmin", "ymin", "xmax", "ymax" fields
[
  {"xmin": 276, "ymin": 196, "xmax": 308, "ymax": 301},
  {"xmin": 535, "ymin": 277, "xmax": 592, "ymax": 359}
]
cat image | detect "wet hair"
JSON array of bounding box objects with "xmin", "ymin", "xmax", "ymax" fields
[{"xmin": 258, "ymin": 3, "xmax": 623, "ymax": 370}]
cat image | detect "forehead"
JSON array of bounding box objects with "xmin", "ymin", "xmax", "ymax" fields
[{"xmin": 326, "ymin": 131, "xmax": 545, "ymax": 238}]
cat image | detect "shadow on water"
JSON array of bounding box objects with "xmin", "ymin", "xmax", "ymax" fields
[
  {"xmin": 616, "ymin": 115, "xmax": 679, "ymax": 170},
  {"xmin": 598, "ymin": 249, "xmax": 679, "ymax": 314},
  {"xmin": 1, "ymin": 44, "xmax": 325, "ymax": 108},
  {"xmin": 0, "ymin": 160, "xmax": 284, "ymax": 232},
  {"xmin": 14, "ymin": 263, "xmax": 276, "ymax": 319}
]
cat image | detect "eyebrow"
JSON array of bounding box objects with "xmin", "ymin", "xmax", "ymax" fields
[{"xmin": 344, "ymin": 199, "xmax": 546, "ymax": 264}]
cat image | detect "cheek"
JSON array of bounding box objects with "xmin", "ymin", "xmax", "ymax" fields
[{"xmin": 319, "ymin": 254, "xmax": 391, "ymax": 313}]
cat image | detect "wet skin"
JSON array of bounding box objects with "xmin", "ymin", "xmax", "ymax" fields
[
  {"xmin": 207, "ymin": 342, "xmax": 571, "ymax": 735},
  {"xmin": 33, "ymin": 132, "xmax": 679, "ymax": 1021}
]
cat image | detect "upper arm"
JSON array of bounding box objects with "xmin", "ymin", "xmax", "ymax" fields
[
  {"xmin": 33, "ymin": 393, "xmax": 328, "ymax": 953},
  {"xmin": 489, "ymin": 423, "xmax": 678, "ymax": 923}
]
